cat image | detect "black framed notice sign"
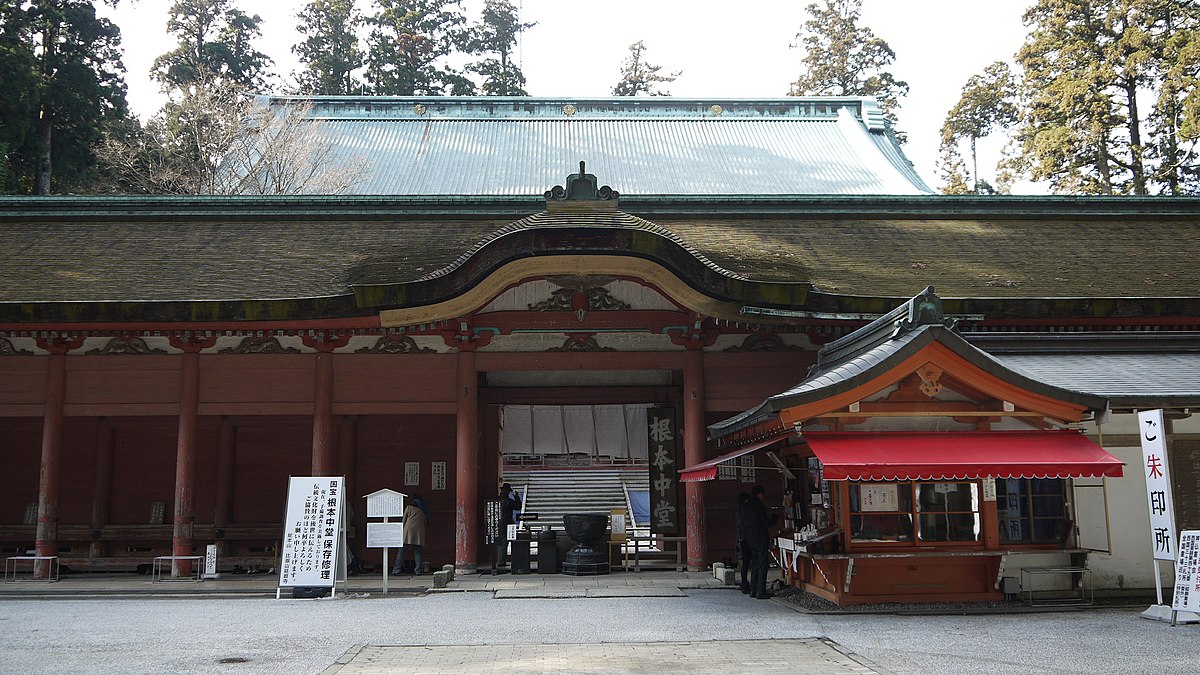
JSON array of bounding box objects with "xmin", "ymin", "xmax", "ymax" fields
[{"xmin": 484, "ymin": 498, "xmax": 503, "ymax": 545}]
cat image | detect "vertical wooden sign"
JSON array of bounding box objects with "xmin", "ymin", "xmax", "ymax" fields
[{"xmin": 647, "ymin": 407, "xmax": 679, "ymax": 534}]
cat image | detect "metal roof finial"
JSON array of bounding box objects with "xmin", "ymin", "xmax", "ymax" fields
[{"xmin": 544, "ymin": 161, "xmax": 619, "ymax": 204}]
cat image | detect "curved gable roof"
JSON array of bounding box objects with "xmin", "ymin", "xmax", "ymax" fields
[{"xmin": 710, "ymin": 290, "xmax": 1109, "ymax": 437}]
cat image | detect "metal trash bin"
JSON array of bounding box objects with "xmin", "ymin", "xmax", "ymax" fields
[
  {"xmin": 537, "ymin": 528, "xmax": 559, "ymax": 574},
  {"xmin": 511, "ymin": 537, "xmax": 532, "ymax": 574}
]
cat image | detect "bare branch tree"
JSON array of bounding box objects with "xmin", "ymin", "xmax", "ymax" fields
[{"xmin": 98, "ymin": 81, "xmax": 371, "ymax": 195}]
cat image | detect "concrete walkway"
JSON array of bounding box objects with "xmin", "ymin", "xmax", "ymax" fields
[
  {"xmin": 331, "ymin": 639, "xmax": 880, "ymax": 675},
  {"xmin": 3, "ymin": 584, "xmax": 1196, "ymax": 675},
  {"xmin": 0, "ymin": 569, "xmax": 725, "ymax": 598}
]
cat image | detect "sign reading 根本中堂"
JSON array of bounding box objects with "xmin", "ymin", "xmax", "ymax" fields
[
  {"xmin": 648, "ymin": 407, "xmax": 679, "ymax": 534},
  {"xmin": 278, "ymin": 476, "xmax": 345, "ymax": 588},
  {"xmin": 1138, "ymin": 410, "xmax": 1177, "ymax": 561}
]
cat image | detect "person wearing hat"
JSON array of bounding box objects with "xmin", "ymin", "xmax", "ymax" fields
[{"xmin": 496, "ymin": 483, "xmax": 522, "ymax": 568}]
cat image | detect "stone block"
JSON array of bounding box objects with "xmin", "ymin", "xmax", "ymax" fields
[
  {"xmin": 441, "ymin": 564, "xmax": 455, "ymax": 581},
  {"xmin": 716, "ymin": 567, "xmax": 737, "ymax": 585},
  {"xmin": 432, "ymin": 570, "xmax": 451, "ymax": 588}
]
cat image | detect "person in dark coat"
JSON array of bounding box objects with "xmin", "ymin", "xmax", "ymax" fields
[
  {"xmin": 738, "ymin": 484, "xmax": 777, "ymax": 599},
  {"xmin": 496, "ymin": 483, "xmax": 522, "ymax": 568},
  {"xmin": 735, "ymin": 492, "xmax": 752, "ymax": 594}
]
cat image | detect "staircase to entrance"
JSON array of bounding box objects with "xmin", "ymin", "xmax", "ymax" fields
[{"xmin": 503, "ymin": 467, "xmax": 649, "ymax": 533}]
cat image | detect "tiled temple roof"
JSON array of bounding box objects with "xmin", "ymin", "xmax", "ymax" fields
[{"xmin": 271, "ymin": 96, "xmax": 932, "ymax": 196}]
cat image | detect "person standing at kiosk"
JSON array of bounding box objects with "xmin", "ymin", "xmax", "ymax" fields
[{"xmin": 739, "ymin": 485, "xmax": 777, "ymax": 599}]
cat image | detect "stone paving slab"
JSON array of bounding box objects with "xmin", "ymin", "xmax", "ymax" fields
[
  {"xmin": 585, "ymin": 587, "xmax": 687, "ymax": 597},
  {"xmin": 328, "ymin": 638, "xmax": 881, "ymax": 674},
  {"xmin": 493, "ymin": 589, "xmax": 588, "ymax": 599}
]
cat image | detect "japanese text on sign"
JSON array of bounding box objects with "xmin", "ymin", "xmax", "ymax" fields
[
  {"xmin": 432, "ymin": 462, "xmax": 447, "ymax": 490},
  {"xmin": 647, "ymin": 407, "xmax": 678, "ymax": 534},
  {"xmin": 1138, "ymin": 410, "xmax": 1177, "ymax": 561},
  {"xmin": 278, "ymin": 476, "xmax": 345, "ymax": 588},
  {"xmin": 1173, "ymin": 530, "xmax": 1200, "ymax": 613}
]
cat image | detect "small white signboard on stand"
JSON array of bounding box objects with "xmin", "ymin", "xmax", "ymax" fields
[
  {"xmin": 364, "ymin": 488, "xmax": 407, "ymax": 593},
  {"xmin": 278, "ymin": 476, "xmax": 347, "ymax": 596}
]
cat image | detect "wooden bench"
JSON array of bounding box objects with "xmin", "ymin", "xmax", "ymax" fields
[
  {"xmin": 1, "ymin": 523, "xmax": 280, "ymax": 573},
  {"xmin": 623, "ymin": 536, "xmax": 686, "ymax": 572}
]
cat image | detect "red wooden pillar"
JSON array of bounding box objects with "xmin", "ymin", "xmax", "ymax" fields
[
  {"xmin": 213, "ymin": 416, "xmax": 235, "ymax": 557},
  {"xmin": 172, "ymin": 351, "xmax": 200, "ymax": 576},
  {"xmin": 300, "ymin": 332, "xmax": 349, "ymax": 476},
  {"xmin": 455, "ymin": 348, "xmax": 479, "ymax": 573},
  {"xmin": 34, "ymin": 350, "xmax": 67, "ymax": 575},
  {"xmin": 89, "ymin": 420, "xmax": 115, "ymax": 560},
  {"xmin": 338, "ymin": 416, "xmax": 359, "ymax": 559},
  {"xmin": 684, "ymin": 346, "xmax": 707, "ymax": 571},
  {"xmin": 312, "ymin": 353, "xmax": 336, "ymax": 475}
]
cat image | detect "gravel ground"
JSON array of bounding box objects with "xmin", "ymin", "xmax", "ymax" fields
[{"xmin": 1, "ymin": 590, "xmax": 1197, "ymax": 674}]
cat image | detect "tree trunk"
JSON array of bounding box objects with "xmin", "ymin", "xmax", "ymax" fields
[
  {"xmin": 1125, "ymin": 79, "xmax": 1146, "ymax": 195},
  {"xmin": 36, "ymin": 111, "xmax": 52, "ymax": 196},
  {"xmin": 970, "ymin": 135, "xmax": 979, "ymax": 193},
  {"xmin": 1097, "ymin": 141, "xmax": 1113, "ymax": 195}
]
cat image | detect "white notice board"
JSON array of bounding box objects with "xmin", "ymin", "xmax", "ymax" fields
[
  {"xmin": 367, "ymin": 522, "xmax": 406, "ymax": 548},
  {"xmin": 1173, "ymin": 530, "xmax": 1200, "ymax": 613},
  {"xmin": 365, "ymin": 489, "xmax": 406, "ymax": 518},
  {"xmin": 279, "ymin": 476, "xmax": 345, "ymax": 588}
]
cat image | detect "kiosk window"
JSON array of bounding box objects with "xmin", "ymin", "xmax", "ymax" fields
[
  {"xmin": 849, "ymin": 482, "xmax": 981, "ymax": 544},
  {"xmin": 997, "ymin": 478, "xmax": 1068, "ymax": 544}
]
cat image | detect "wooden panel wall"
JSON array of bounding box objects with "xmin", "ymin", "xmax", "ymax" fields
[
  {"xmin": 703, "ymin": 351, "xmax": 815, "ymax": 412},
  {"xmin": 353, "ymin": 414, "xmax": 457, "ymax": 568}
]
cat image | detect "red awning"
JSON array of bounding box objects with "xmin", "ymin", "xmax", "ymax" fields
[
  {"xmin": 679, "ymin": 435, "xmax": 789, "ymax": 483},
  {"xmin": 804, "ymin": 430, "xmax": 1124, "ymax": 481}
]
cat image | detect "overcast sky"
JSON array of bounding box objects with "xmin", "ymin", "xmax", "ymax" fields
[{"xmin": 99, "ymin": 0, "xmax": 1036, "ymax": 192}]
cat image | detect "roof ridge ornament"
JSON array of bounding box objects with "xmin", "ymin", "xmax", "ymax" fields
[
  {"xmin": 544, "ymin": 161, "xmax": 619, "ymax": 206},
  {"xmin": 892, "ymin": 286, "xmax": 958, "ymax": 338}
]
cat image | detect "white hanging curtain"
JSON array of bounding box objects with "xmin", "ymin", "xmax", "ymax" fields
[
  {"xmin": 501, "ymin": 405, "xmax": 533, "ymax": 455},
  {"xmin": 532, "ymin": 405, "xmax": 567, "ymax": 454},
  {"xmin": 563, "ymin": 406, "xmax": 598, "ymax": 456},
  {"xmin": 501, "ymin": 404, "xmax": 651, "ymax": 459}
]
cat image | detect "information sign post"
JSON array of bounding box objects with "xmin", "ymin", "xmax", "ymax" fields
[{"xmin": 364, "ymin": 488, "xmax": 407, "ymax": 593}]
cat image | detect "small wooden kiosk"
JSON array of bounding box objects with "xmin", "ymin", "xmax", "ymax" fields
[{"xmin": 696, "ymin": 288, "xmax": 1125, "ymax": 605}]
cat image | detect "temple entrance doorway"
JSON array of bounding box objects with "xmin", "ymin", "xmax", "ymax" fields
[{"xmin": 498, "ymin": 403, "xmax": 651, "ymax": 538}]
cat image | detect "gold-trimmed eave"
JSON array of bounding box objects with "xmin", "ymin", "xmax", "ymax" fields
[{"xmin": 376, "ymin": 254, "xmax": 806, "ymax": 328}]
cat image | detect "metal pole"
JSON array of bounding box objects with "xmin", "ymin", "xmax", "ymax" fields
[
  {"xmin": 1154, "ymin": 559, "xmax": 1164, "ymax": 606},
  {"xmin": 382, "ymin": 515, "xmax": 390, "ymax": 594}
]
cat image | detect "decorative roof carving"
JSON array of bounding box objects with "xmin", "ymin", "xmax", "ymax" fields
[
  {"xmin": 218, "ymin": 336, "xmax": 300, "ymax": 354},
  {"xmin": 355, "ymin": 335, "xmax": 436, "ymax": 354},
  {"xmin": 528, "ymin": 286, "xmax": 631, "ymax": 312},
  {"xmin": 0, "ymin": 337, "xmax": 32, "ymax": 356},
  {"xmin": 546, "ymin": 335, "xmax": 615, "ymax": 352},
  {"xmin": 85, "ymin": 336, "xmax": 167, "ymax": 356},
  {"xmin": 722, "ymin": 332, "xmax": 801, "ymax": 352}
]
